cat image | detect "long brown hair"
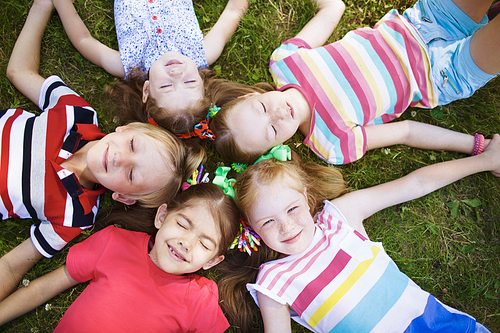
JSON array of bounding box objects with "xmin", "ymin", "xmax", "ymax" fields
[
  {"xmin": 105, "ymin": 67, "xmax": 215, "ymax": 134},
  {"xmin": 98, "ymin": 183, "xmax": 240, "ymax": 256},
  {"xmin": 206, "ymin": 79, "xmax": 275, "ymax": 163},
  {"xmin": 217, "ymin": 152, "xmax": 347, "ymax": 332}
]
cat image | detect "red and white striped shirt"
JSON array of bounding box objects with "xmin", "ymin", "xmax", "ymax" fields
[{"xmin": 0, "ymin": 76, "xmax": 106, "ymax": 258}]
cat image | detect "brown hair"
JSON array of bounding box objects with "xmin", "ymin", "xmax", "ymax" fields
[
  {"xmin": 97, "ymin": 183, "xmax": 240, "ymax": 256},
  {"xmin": 105, "ymin": 67, "xmax": 215, "ymax": 134},
  {"xmin": 119, "ymin": 122, "xmax": 206, "ymax": 208},
  {"xmin": 217, "ymin": 152, "xmax": 347, "ymax": 332},
  {"xmin": 206, "ymin": 79, "xmax": 275, "ymax": 163}
]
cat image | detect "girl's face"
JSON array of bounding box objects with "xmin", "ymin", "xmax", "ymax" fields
[
  {"xmin": 226, "ymin": 91, "xmax": 303, "ymax": 155},
  {"xmin": 86, "ymin": 125, "xmax": 173, "ymax": 202},
  {"xmin": 143, "ymin": 51, "xmax": 204, "ymax": 113},
  {"xmin": 248, "ymin": 181, "xmax": 315, "ymax": 256},
  {"xmin": 150, "ymin": 203, "xmax": 224, "ymax": 275}
]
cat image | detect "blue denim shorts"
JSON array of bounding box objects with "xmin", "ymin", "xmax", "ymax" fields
[{"xmin": 403, "ymin": 0, "xmax": 497, "ymax": 105}]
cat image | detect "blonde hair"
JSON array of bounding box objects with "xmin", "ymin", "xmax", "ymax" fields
[
  {"xmin": 105, "ymin": 68, "xmax": 214, "ymax": 134},
  {"xmin": 217, "ymin": 152, "xmax": 347, "ymax": 332},
  {"xmin": 119, "ymin": 122, "xmax": 206, "ymax": 208}
]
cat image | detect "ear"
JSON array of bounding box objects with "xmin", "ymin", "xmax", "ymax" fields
[
  {"xmin": 142, "ymin": 81, "xmax": 150, "ymax": 103},
  {"xmin": 238, "ymin": 92, "xmax": 260, "ymax": 99},
  {"xmin": 112, "ymin": 192, "xmax": 137, "ymax": 206},
  {"xmin": 115, "ymin": 123, "xmax": 133, "ymax": 132},
  {"xmin": 154, "ymin": 203, "xmax": 168, "ymax": 230},
  {"xmin": 202, "ymin": 255, "xmax": 225, "ymax": 270}
]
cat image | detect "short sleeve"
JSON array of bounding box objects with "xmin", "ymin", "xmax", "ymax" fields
[
  {"xmin": 270, "ymin": 38, "xmax": 312, "ymax": 65},
  {"xmin": 66, "ymin": 226, "xmax": 115, "ymax": 283},
  {"xmin": 188, "ymin": 278, "xmax": 229, "ymax": 333}
]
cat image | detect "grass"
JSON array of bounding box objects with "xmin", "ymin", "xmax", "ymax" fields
[{"xmin": 0, "ymin": 0, "xmax": 499, "ymax": 331}]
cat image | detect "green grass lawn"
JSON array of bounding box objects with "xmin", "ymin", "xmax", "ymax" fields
[{"xmin": 0, "ymin": 0, "xmax": 499, "ymax": 331}]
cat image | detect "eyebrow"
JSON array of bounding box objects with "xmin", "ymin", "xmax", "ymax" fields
[{"xmin": 179, "ymin": 213, "xmax": 217, "ymax": 246}]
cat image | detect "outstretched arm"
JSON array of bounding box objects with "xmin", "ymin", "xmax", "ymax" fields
[
  {"xmin": 203, "ymin": 0, "xmax": 249, "ymax": 65},
  {"xmin": 333, "ymin": 134, "xmax": 500, "ymax": 237},
  {"xmin": 53, "ymin": 0, "xmax": 125, "ymax": 77},
  {"xmin": 258, "ymin": 292, "xmax": 292, "ymax": 333},
  {"xmin": 294, "ymin": 0, "xmax": 345, "ymax": 48},
  {"xmin": 0, "ymin": 265, "xmax": 78, "ymax": 326},
  {"xmin": 6, "ymin": 0, "xmax": 54, "ymax": 105},
  {"xmin": 0, "ymin": 239, "xmax": 43, "ymax": 303},
  {"xmin": 364, "ymin": 120, "xmax": 490, "ymax": 155}
]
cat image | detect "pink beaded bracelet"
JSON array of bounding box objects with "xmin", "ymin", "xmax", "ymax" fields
[{"xmin": 472, "ymin": 133, "xmax": 485, "ymax": 156}]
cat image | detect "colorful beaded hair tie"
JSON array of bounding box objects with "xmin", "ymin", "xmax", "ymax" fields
[
  {"xmin": 181, "ymin": 164, "xmax": 210, "ymax": 191},
  {"xmin": 228, "ymin": 217, "xmax": 261, "ymax": 255}
]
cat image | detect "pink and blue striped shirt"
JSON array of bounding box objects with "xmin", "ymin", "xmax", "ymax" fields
[
  {"xmin": 269, "ymin": 10, "xmax": 437, "ymax": 164},
  {"xmin": 247, "ymin": 201, "xmax": 476, "ymax": 332}
]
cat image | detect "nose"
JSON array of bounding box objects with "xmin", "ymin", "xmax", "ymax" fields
[
  {"xmin": 168, "ymin": 67, "xmax": 183, "ymax": 78},
  {"xmin": 113, "ymin": 150, "xmax": 131, "ymax": 167},
  {"xmin": 178, "ymin": 234, "xmax": 194, "ymax": 252},
  {"xmin": 279, "ymin": 217, "xmax": 295, "ymax": 234},
  {"xmin": 270, "ymin": 106, "xmax": 287, "ymax": 121}
]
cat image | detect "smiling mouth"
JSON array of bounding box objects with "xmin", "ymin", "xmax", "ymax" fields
[
  {"xmin": 166, "ymin": 60, "xmax": 182, "ymax": 66},
  {"xmin": 282, "ymin": 231, "xmax": 301, "ymax": 244},
  {"xmin": 103, "ymin": 147, "xmax": 109, "ymax": 172},
  {"xmin": 168, "ymin": 245, "xmax": 188, "ymax": 262},
  {"xmin": 287, "ymin": 102, "xmax": 294, "ymax": 119}
]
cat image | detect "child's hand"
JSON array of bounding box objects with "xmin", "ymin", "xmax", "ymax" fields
[
  {"xmin": 226, "ymin": 0, "xmax": 249, "ymax": 17},
  {"xmin": 480, "ymin": 134, "xmax": 500, "ymax": 177}
]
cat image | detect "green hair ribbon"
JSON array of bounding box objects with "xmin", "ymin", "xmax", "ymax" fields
[
  {"xmin": 254, "ymin": 144, "xmax": 292, "ymax": 164},
  {"xmin": 212, "ymin": 166, "xmax": 236, "ymax": 199}
]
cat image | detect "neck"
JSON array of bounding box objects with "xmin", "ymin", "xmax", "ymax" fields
[
  {"xmin": 285, "ymin": 87, "xmax": 311, "ymax": 135},
  {"xmin": 60, "ymin": 141, "xmax": 98, "ymax": 189}
]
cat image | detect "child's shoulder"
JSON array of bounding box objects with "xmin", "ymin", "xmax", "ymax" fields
[
  {"xmin": 270, "ymin": 38, "xmax": 313, "ymax": 64},
  {"xmin": 189, "ymin": 273, "xmax": 219, "ymax": 294}
]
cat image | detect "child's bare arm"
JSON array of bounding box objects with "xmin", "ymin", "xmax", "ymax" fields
[
  {"xmin": 0, "ymin": 265, "xmax": 78, "ymax": 326},
  {"xmin": 332, "ymin": 134, "xmax": 500, "ymax": 237},
  {"xmin": 258, "ymin": 292, "xmax": 292, "ymax": 333},
  {"xmin": 203, "ymin": 0, "xmax": 249, "ymax": 65},
  {"xmin": 364, "ymin": 120, "xmax": 490, "ymax": 155},
  {"xmin": 294, "ymin": 0, "xmax": 345, "ymax": 48},
  {"xmin": 6, "ymin": 0, "xmax": 53, "ymax": 105},
  {"xmin": 0, "ymin": 239, "xmax": 43, "ymax": 303},
  {"xmin": 53, "ymin": 0, "xmax": 125, "ymax": 77}
]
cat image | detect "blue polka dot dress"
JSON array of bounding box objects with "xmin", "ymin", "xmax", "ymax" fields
[{"xmin": 114, "ymin": 0, "xmax": 208, "ymax": 78}]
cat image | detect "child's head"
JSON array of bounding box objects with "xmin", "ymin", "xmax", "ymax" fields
[
  {"xmin": 106, "ymin": 65, "xmax": 214, "ymax": 135},
  {"xmin": 150, "ymin": 183, "xmax": 240, "ymax": 275},
  {"xmin": 234, "ymin": 154, "xmax": 347, "ymax": 255},
  {"xmin": 87, "ymin": 122, "xmax": 206, "ymax": 207},
  {"xmin": 208, "ymin": 80, "xmax": 276, "ymax": 163},
  {"xmin": 215, "ymin": 155, "xmax": 345, "ymax": 330}
]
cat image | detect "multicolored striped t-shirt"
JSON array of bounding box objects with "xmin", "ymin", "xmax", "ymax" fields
[
  {"xmin": 269, "ymin": 10, "xmax": 437, "ymax": 164},
  {"xmin": 247, "ymin": 201, "xmax": 476, "ymax": 332}
]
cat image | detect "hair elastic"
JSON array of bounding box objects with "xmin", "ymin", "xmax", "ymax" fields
[
  {"xmin": 176, "ymin": 103, "xmax": 220, "ymax": 141},
  {"xmin": 147, "ymin": 112, "xmax": 159, "ymax": 126},
  {"xmin": 181, "ymin": 164, "xmax": 209, "ymax": 191},
  {"xmin": 228, "ymin": 217, "xmax": 261, "ymax": 255}
]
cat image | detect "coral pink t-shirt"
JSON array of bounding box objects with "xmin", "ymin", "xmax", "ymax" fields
[{"xmin": 56, "ymin": 226, "xmax": 229, "ymax": 332}]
